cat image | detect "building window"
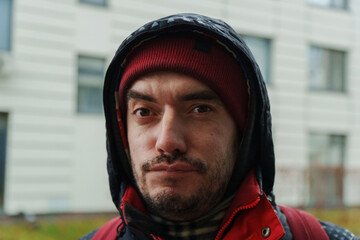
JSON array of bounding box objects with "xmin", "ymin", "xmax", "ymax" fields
[
  {"xmin": 307, "ymin": 0, "xmax": 348, "ymax": 10},
  {"xmin": 308, "ymin": 133, "xmax": 346, "ymax": 207},
  {"xmin": 77, "ymin": 55, "xmax": 105, "ymax": 114},
  {"xmin": 0, "ymin": 0, "xmax": 12, "ymax": 51},
  {"xmin": 309, "ymin": 46, "xmax": 346, "ymax": 92},
  {"xmin": 0, "ymin": 113, "xmax": 8, "ymax": 211},
  {"xmin": 242, "ymin": 36, "xmax": 271, "ymax": 84},
  {"xmin": 79, "ymin": 0, "xmax": 107, "ymax": 7}
]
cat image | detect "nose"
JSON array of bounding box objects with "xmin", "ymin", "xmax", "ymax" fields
[{"xmin": 155, "ymin": 109, "xmax": 187, "ymax": 156}]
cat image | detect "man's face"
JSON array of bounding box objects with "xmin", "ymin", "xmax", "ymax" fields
[{"xmin": 126, "ymin": 71, "xmax": 238, "ymax": 221}]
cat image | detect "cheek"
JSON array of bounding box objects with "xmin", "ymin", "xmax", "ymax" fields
[
  {"xmin": 128, "ymin": 124, "xmax": 155, "ymax": 153},
  {"xmin": 127, "ymin": 126, "xmax": 144, "ymax": 171},
  {"xmin": 189, "ymin": 128, "xmax": 228, "ymax": 162},
  {"xmin": 197, "ymin": 125, "xmax": 237, "ymax": 164},
  {"xmin": 195, "ymin": 125, "xmax": 234, "ymax": 147},
  {"xmin": 127, "ymin": 125, "xmax": 158, "ymax": 178}
]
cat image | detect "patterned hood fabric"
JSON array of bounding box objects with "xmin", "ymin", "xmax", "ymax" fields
[{"xmin": 103, "ymin": 13, "xmax": 275, "ymax": 213}]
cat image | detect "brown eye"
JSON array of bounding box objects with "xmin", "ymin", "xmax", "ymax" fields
[
  {"xmin": 193, "ymin": 105, "xmax": 212, "ymax": 113},
  {"xmin": 134, "ymin": 108, "xmax": 151, "ymax": 117}
]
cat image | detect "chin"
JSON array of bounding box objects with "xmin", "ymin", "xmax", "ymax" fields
[
  {"xmin": 150, "ymin": 185, "xmax": 190, "ymax": 198},
  {"xmin": 144, "ymin": 189, "xmax": 201, "ymax": 220},
  {"xmin": 147, "ymin": 175, "xmax": 194, "ymax": 191}
]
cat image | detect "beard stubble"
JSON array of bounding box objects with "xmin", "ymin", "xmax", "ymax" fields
[{"xmin": 133, "ymin": 151, "xmax": 234, "ymax": 221}]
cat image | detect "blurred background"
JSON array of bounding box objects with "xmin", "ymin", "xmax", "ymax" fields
[{"xmin": 0, "ymin": 0, "xmax": 359, "ymax": 238}]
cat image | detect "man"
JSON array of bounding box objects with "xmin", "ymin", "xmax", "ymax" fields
[{"xmin": 81, "ymin": 14, "xmax": 358, "ymax": 240}]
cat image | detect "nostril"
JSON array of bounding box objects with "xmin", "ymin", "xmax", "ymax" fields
[
  {"xmin": 166, "ymin": 149, "xmax": 183, "ymax": 162},
  {"xmin": 173, "ymin": 149, "xmax": 181, "ymax": 156}
]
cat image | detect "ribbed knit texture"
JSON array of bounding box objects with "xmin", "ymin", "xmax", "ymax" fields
[{"xmin": 118, "ymin": 35, "xmax": 249, "ymax": 132}]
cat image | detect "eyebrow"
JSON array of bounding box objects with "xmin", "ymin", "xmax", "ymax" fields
[
  {"xmin": 127, "ymin": 90, "xmax": 156, "ymax": 103},
  {"xmin": 127, "ymin": 89, "xmax": 220, "ymax": 103}
]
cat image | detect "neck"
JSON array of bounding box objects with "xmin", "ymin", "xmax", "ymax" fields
[{"xmin": 151, "ymin": 194, "xmax": 235, "ymax": 240}]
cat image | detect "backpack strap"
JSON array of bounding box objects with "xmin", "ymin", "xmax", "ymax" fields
[
  {"xmin": 92, "ymin": 217, "xmax": 123, "ymax": 240},
  {"xmin": 279, "ymin": 205, "xmax": 329, "ymax": 240}
]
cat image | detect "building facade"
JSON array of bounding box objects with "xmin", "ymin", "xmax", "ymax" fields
[{"xmin": 0, "ymin": 0, "xmax": 359, "ymax": 215}]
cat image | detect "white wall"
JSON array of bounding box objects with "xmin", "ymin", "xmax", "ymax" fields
[
  {"xmin": 0, "ymin": 0, "xmax": 359, "ymax": 214},
  {"xmin": 2, "ymin": 0, "xmax": 77, "ymax": 214}
]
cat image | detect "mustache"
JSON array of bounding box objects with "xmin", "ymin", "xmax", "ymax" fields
[{"xmin": 141, "ymin": 152, "xmax": 207, "ymax": 174}]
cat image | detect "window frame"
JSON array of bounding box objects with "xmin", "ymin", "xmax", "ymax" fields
[
  {"xmin": 307, "ymin": 132, "xmax": 346, "ymax": 207},
  {"xmin": 308, "ymin": 45, "xmax": 347, "ymax": 92},
  {"xmin": 77, "ymin": 55, "xmax": 106, "ymax": 114},
  {"xmin": 78, "ymin": 0, "xmax": 107, "ymax": 7},
  {"xmin": 242, "ymin": 35, "xmax": 272, "ymax": 85},
  {"xmin": 307, "ymin": 0, "xmax": 349, "ymax": 10},
  {"xmin": 0, "ymin": 0, "xmax": 13, "ymax": 52},
  {"xmin": 0, "ymin": 112, "xmax": 8, "ymax": 212},
  {"xmin": 308, "ymin": 133, "xmax": 346, "ymax": 166}
]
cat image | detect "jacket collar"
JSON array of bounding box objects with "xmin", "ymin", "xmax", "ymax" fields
[
  {"xmin": 120, "ymin": 171, "xmax": 284, "ymax": 239},
  {"xmin": 215, "ymin": 171, "xmax": 284, "ymax": 239}
]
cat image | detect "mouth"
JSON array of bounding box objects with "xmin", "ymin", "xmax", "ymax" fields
[{"xmin": 150, "ymin": 162, "xmax": 198, "ymax": 172}]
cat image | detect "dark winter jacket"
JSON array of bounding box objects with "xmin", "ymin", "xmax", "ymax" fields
[{"xmin": 80, "ymin": 13, "xmax": 359, "ymax": 240}]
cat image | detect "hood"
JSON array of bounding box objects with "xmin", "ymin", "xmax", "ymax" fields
[{"xmin": 103, "ymin": 13, "xmax": 275, "ymax": 212}]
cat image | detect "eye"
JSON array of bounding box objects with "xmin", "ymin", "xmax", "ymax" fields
[
  {"xmin": 134, "ymin": 108, "xmax": 152, "ymax": 117},
  {"xmin": 193, "ymin": 105, "xmax": 213, "ymax": 113}
]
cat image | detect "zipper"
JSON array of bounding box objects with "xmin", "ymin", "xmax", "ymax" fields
[
  {"xmin": 120, "ymin": 202, "xmax": 129, "ymax": 226},
  {"xmin": 214, "ymin": 196, "xmax": 261, "ymax": 240}
]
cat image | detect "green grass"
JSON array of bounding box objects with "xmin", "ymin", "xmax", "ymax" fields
[
  {"xmin": 308, "ymin": 207, "xmax": 360, "ymax": 237},
  {"xmin": 0, "ymin": 209, "xmax": 359, "ymax": 239},
  {"xmin": 0, "ymin": 213, "xmax": 117, "ymax": 240}
]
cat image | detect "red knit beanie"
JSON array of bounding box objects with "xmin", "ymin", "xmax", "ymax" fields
[{"xmin": 118, "ymin": 35, "xmax": 249, "ymax": 132}]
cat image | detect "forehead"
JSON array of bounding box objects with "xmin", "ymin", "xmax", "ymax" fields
[{"xmin": 128, "ymin": 71, "xmax": 216, "ymax": 98}]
